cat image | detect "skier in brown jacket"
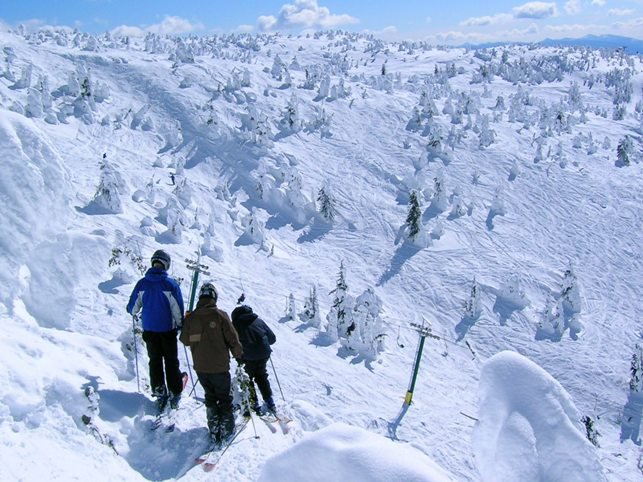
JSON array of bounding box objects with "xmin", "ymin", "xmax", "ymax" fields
[{"xmin": 179, "ymin": 282, "xmax": 243, "ymax": 444}]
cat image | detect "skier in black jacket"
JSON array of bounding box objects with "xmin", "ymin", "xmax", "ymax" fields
[{"xmin": 231, "ymin": 305, "xmax": 277, "ymax": 413}]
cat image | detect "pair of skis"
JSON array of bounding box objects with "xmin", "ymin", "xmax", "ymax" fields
[
  {"xmin": 194, "ymin": 416, "xmax": 251, "ymax": 472},
  {"xmin": 257, "ymin": 410, "xmax": 291, "ymax": 434},
  {"xmin": 151, "ymin": 372, "xmax": 189, "ymax": 432}
]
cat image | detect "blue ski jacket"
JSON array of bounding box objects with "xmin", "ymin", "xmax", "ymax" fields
[{"xmin": 127, "ymin": 267, "xmax": 184, "ymax": 332}]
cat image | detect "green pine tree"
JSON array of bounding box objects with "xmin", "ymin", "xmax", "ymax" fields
[{"xmin": 406, "ymin": 191, "xmax": 421, "ymax": 240}]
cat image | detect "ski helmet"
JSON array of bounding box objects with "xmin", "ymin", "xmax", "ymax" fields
[
  {"xmin": 150, "ymin": 249, "xmax": 171, "ymax": 271},
  {"xmin": 199, "ymin": 282, "xmax": 218, "ymax": 301}
]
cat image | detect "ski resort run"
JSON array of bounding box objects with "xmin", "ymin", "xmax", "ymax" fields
[{"xmin": 0, "ymin": 15, "xmax": 642, "ymax": 482}]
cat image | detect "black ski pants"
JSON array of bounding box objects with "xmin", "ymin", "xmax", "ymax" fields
[
  {"xmin": 142, "ymin": 330, "xmax": 183, "ymax": 397},
  {"xmin": 198, "ymin": 372, "xmax": 234, "ymax": 436},
  {"xmin": 244, "ymin": 358, "xmax": 273, "ymax": 402}
]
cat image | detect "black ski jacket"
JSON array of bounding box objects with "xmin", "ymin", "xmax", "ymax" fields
[{"xmin": 231, "ymin": 305, "xmax": 276, "ymax": 361}]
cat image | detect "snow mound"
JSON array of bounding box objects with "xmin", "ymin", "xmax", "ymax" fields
[
  {"xmin": 258, "ymin": 422, "xmax": 455, "ymax": 482},
  {"xmin": 473, "ymin": 350, "xmax": 607, "ymax": 482}
]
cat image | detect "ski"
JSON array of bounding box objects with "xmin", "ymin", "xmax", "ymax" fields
[
  {"xmin": 258, "ymin": 414, "xmax": 277, "ymax": 433},
  {"xmin": 255, "ymin": 410, "xmax": 291, "ymax": 434},
  {"xmin": 151, "ymin": 372, "xmax": 189, "ymax": 432},
  {"xmin": 195, "ymin": 417, "xmax": 250, "ymax": 472}
]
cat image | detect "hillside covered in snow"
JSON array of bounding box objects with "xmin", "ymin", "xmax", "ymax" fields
[{"xmin": 0, "ymin": 25, "xmax": 642, "ymax": 481}]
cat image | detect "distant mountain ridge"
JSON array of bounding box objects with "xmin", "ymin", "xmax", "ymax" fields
[{"xmin": 461, "ymin": 34, "xmax": 643, "ymax": 53}]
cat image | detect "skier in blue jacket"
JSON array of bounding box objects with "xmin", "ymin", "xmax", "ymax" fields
[{"xmin": 127, "ymin": 249, "xmax": 185, "ymax": 409}]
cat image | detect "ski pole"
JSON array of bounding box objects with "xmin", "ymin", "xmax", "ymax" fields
[
  {"xmin": 132, "ymin": 315, "xmax": 140, "ymax": 393},
  {"xmin": 269, "ymin": 357, "xmax": 285, "ymax": 402}
]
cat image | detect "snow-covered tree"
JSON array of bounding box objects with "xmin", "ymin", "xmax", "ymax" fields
[
  {"xmin": 342, "ymin": 288, "xmax": 385, "ymax": 359},
  {"xmin": 537, "ymin": 297, "xmax": 566, "ymax": 340},
  {"xmin": 326, "ymin": 261, "xmax": 353, "ymax": 342},
  {"xmin": 278, "ymin": 94, "xmax": 302, "ymax": 133},
  {"xmin": 406, "ymin": 191, "xmax": 421, "ymax": 240},
  {"xmin": 464, "ymin": 277, "xmax": 482, "ymax": 320},
  {"xmin": 92, "ymin": 155, "xmax": 124, "ymax": 214},
  {"xmin": 498, "ymin": 274, "xmax": 529, "ymax": 309},
  {"xmin": 286, "ymin": 293, "xmax": 296, "ymax": 321},
  {"xmin": 429, "ymin": 171, "xmax": 448, "ymax": 213},
  {"xmin": 302, "ymin": 285, "xmax": 321, "ymax": 328},
  {"xmin": 317, "ymin": 187, "xmax": 337, "ymax": 223},
  {"xmin": 616, "ymin": 136, "xmax": 634, "ymax": 167},
  {"xmin": 560, "ymin": 265, "xmax": 581, "ymax": 314},
  {"xmin": 629, "ymin": 344, "xmax": 643, "ymax": 392},
  {"xmin": 581, "ymin": 415, "xmax": 600, "ymax": 447},
  {"xmin": 240, "ymin": 209, "xmax": 266, "ymax": 246},
  {"xmin": 478, "ymin": 114, "xmax": 496, "ymax": 148}
]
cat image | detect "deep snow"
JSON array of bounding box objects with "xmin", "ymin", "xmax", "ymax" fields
[{"xmin": 0, "ymin": 26, "xmax": 642, "ymax": 481}]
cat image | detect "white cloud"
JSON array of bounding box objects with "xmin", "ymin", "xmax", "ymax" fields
[
  {"xmin": 257, "ymin": 0, "xmax": 358, "ymax": 32},
  {"xmin": 110, "ymin": 15, "xmax": 203, "ymax": 37},
  {"xmin": 591, "ymin": 0, "xmax": 607, "ymax": 6},
  {"xmin": 460, "ymin": 13, "xmax": 512, "ymax": 27},
  {"xmin": 235, "ymin": 24, "xmax": 255, "ymax": 33},
  {"xmin": 545, "ymin": 22, "xmax": 598, "ymax": 33},
  {"xmin": 513, "ymin": 2, "xmax": 558, "ymax": 19},
  {"xmin": 147, "ymin": 16, "xmax": 204, "ymax": 35},
  {"xmin": 608, "ymin": 8, "xmax": 635, "ymax": 16},
  {"xmin": 564, "ymin": 0, "xmax": 582, "ymax": 15},
  {"xmin": 362, "ymin": 25, "xmax": 397, "ymax": 36}
]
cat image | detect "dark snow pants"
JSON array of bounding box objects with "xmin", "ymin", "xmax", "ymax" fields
[
  {"xmin": 244, "ymin": 358, "xmax": 273, "ymax": 402},
  {"xmin": 198, "ymin": 372, "xmax": 234, "ymax": 438},
  {"xmin": 142, "ymin": 330, "xmax": 183, "ymax": 397}
]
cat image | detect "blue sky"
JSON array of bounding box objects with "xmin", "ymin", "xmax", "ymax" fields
[{"xmin": 1, "ymin": 0, "xmax": 641, "ymax": 43}]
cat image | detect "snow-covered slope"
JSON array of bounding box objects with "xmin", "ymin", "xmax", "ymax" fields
[{"xmin": 0, "ymin": 27, "xmax": 641, "ymax": 481}]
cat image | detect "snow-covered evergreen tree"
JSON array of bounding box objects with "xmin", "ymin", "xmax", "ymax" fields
[
  {"xmin": 92, "ymin": 155, "xmax": 124, "ymax": 214},
  {"xmin": 406, "ymin": 191, "xmax": 421, "ymax": 240},
  {"xmin": 326, "ymin": 261, "xmax": 353, "ymax": 342},
  {"xmin": 616, "ymin": 136, "xmax": 634, "ymax": 167},
  {"xmin": 286, "ymin": 293, "xmax": 296, "ymax": 321},
  {"xmin": 317, "ymin": 187, "xmax": 337, "ymax": 223},
  {"xmin": 302, "ymin": 285, "xmax": 321, "ymax": 328},
  {"xmin": 464, "ymin": 277, "xmax": 482, "ymax": 319},
  {"xmin": 629, "ymin": 344, "xmax": 643, "ymax": 392},
  {"xmin": 560, "ymin": 265, "xmax": 581, "ymax": 314}
]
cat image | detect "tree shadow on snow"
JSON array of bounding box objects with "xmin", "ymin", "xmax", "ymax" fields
[
  {"xmin": 98, "ymin": 276, "xmax": 130, "ymax": 295},
  {"xmin": 454, "ymin": 316, "xmax": 477, "ymax": 341},
  {"xmin": 297, "ymin": 219, "xmax": 332, "ymax": 243},
  {"xmin": 310, "ymin": 332, "xmax": 336, "ymax": 347},
  {"xmin": 336, "ymin": 346, "xmax": 375, "ymax": 372},
  {"xmin": 75, "ymin": 202, "xmax": 118, "ymax": 215},
  {"xmin": 485, "ymin": 210, "xmax": 504, "ymax": 230},
  {"xmin": 620, "ymin": 391, "xmax": 643, "ymax": 445},
  {"xmin": 492, "ymin": 297, "xmax": 520, "ymax": 326},
  {"xmin": 422, "ymin": 204, "xmax": 442, "ymax": 223},
  {"xmin": 377, "ymin": 242, "xmax": 422, "ymax": 286},
  {"xmin": 234, "ymin": 232, "xmax": 256, "ymax": 247}
]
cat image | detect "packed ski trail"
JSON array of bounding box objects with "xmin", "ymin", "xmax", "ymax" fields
[{"xmin": 0, "ymin": 25, "xmax": 642, "ymax": 481}]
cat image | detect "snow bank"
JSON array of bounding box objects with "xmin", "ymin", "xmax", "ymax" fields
[
  {"xmin": 0, "ymin": 112, "xmax": 72, "ymax": 314},
  {"xmin": 258, "ymin": 422, "xmax": 455, "ymax": 482},
  {"xmin": 473, "ymin": 350, "xmax": 607, "ymax": 482}
]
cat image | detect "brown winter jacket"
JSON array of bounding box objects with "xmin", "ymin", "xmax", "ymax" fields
[{"xmin": 179, "ymin": 297, "xmax": 243, "ymax": 374}]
